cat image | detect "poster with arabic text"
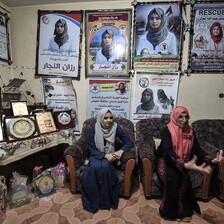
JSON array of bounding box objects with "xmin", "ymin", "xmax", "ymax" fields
[
  {"xmin": 87, "ymin": 78, "xmax": 131, "ymax": 118},
  {"xmin": 36, "ymin": 10, "xmax": 83, "ymax": 79},
  {"xmin": 85, "ymin": 9, "xmax": 132, "ymax": 77},
  {"xmin": 41, "ymin": 77, "xmax": 79, "ymax": 133},
  {"xmin": 189, "ymin": 3, "xmax": 224, "ymax": 73},
  {"xmin": 132, "ymin": 72, "xmax": 179, "ymax": 121}
]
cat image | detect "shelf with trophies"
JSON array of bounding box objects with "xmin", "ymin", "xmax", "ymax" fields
[{"xmin": 0, "ymin": 82, "xmax": 76, "ymax": 188}]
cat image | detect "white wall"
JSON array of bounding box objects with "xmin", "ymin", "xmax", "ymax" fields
[{"xmin": 0, "ymin": 0, "xmax": 223, "ymax": 130}]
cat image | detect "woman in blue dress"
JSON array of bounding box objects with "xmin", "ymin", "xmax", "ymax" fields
[{"xmin": 81, "ymin": 108, "xmax": 133, "ymax": 213}]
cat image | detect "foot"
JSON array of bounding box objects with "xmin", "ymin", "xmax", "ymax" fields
[{"xmin": 182, "ymin": 216, "xmax": 192, "ymax": 222}]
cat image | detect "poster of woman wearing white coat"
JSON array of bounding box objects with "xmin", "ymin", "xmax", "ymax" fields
[{"xmin": 36, "ymin": 10, "xmax": 83, "ymax": 78}]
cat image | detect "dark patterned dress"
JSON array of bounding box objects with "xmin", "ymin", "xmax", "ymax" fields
[{"xmin": 154, "ymin": 126, "xmax": 212, "ymax": 220}]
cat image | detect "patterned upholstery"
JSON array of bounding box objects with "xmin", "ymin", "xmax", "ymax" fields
[
  {"xmin": 64, "ymin": 117, "xmax": 136, "ymax": 197},
  {"xmin": 136, "ymin": 116, "xmax": 212, "ymax": 200},
  {"xmin": 192, "ymin": 119, "xmax": 224, "ymax": 201},
  {"xmin": 136, "ymin": 116, "xmax": 170, "ymax": 197}
]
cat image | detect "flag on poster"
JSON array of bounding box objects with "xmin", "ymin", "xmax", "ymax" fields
[
  {"xmin": 41, "ymin": 77, "xmax": 79, "ymax": 132},
  {"xmin": 87, "ymin": 78, "xmax": 131, "ymax": 118},
  {"xmin": 132, "ymin": 72, "xmax": 179, "ymax": 121}
]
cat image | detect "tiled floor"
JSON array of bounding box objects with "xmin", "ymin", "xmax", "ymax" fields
[{"xmin": 1, "ymin": 182, "xmax": 224, "ymax": 224}]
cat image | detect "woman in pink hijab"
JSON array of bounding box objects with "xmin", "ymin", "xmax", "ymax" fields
[
  {"xmin": 209, "ymin": 22, "xmax": 224, "ymax": 51},
  {"xmin": 155, "ymin": 106, "xmax": 223, "ymax": 222}
]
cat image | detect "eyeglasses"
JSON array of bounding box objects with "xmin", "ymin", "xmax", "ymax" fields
[{"xmin": 178, "ymin": 115, "xmax": 190, "ymax": 120}]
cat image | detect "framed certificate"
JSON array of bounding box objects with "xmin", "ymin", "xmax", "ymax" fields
[
  {"xmin": 53, "ymin": 110, "xmax": 74, "ymax": 130},
  {"xmin": 35, "ymin": 111, "xmax": 57, "ymax": 134},
  {"xmin": 11, "ymin": 101, "xmax": 29, "ymax": 116},
  {"xmin": 5, "ymin": 115, "xmax": 40, "ymax": 141}
]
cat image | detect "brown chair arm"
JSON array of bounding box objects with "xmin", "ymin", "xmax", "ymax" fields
[
  {"xmin": 66, "ymin": 154, "xmax": 76, "ymax": 194},
  {"xmin": 64, "ymin": 139, "xmax": 88, "ymax": 169},
  {"xmin": 123, "ymin": 158, "xmax": 135, "ymax": 197}
]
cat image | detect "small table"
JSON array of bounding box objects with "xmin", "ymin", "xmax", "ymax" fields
[{"xmin": 0, "ymin": 129, "xmax": 76, "ymax": 187}]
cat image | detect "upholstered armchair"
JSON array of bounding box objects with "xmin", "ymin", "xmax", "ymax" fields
[
  {"xmin": 136, "ymin": 116, "xmax": 170, "ymax": 198},
  {"xmin": 136, "ymin": 116, "xmax": 213, "ymax": 200},
  {"xmin": 64, "ymin": 117, "xmax": 136, "ymax": 197},
  {"xmin": 192, "ymin": 119, "xmax": 224, "ymax": 201}
]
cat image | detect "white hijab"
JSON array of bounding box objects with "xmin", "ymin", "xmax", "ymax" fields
[{"xmin": 94, "ymin": 108, "xmax": 117, "ymax": 153}]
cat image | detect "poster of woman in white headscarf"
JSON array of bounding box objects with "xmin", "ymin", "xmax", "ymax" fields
[
  {"xmin": 132, "ymin": 72, "xmax": 179, "ymax": 121},
  {"xmin": 189, "ymin": 3, "xmax": 224, "ymax": 72},
  {"xmin": 134, "ymin": 2, "xmax": 183, "ymax": 72},
  {"xmin": 85, "ymin": 10, "xmax": 132, "ymax": 77},
  {"xmin": 36, "ymin": 10, "xmax": 83, "ymax": 78}
]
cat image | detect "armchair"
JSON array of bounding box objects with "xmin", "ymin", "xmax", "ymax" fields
[
  {"xmin": 64, "ymin": 117, "xmax": 136, "ymax": 197},
  {"xmin": 136, "ymin": 116, "xmax": 169, "ymax": 198},
  {"xmin": 136, "ymin": 116, "xmax": 213, "ymax": 200},
  {"xmin": 192, "ymin": 119, "xmax": 224, "ymax": 201}
]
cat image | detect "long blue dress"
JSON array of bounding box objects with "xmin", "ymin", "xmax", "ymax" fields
[{"xmin": 81, "ymin": 124, "xmax": 133, "ymax": 213}]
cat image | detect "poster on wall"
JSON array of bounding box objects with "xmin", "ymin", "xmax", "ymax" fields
[
  {"xmin": 133, "ymin": 2, "xmax": 183, "ymax": 72},
  {"xmin": 36, "ymin": 10, "xmax": 83, "ymax": 79},
  {"xmin": 132, "ymin": 72, "xmax": 179, "ymax": 121},
  {"xmin": 87, "ymin": 78, "xmax": 131, "ymax": 118},
  {"xmin": 41, "ymin": 77, "xmax": 79, "ymax": 133},
  {"xmin": 0, "ymin": 12, "xmax": 12, "ymax": 64},
  {"xmin": 189, "ymin": 3, "xmax": 224, "ymax": 73},
  {"xmin": 85, "ymin": 9, "xmax": 132, "ymax": 77}
]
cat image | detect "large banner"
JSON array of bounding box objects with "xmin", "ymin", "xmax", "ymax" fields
[
  {"xmin": 132, "ymin": 72, "xmax": 179, "ymax": 121},
  {"xmin": 36, "ymin": 10, "xmax": 83, "ymax": 78},
  {"xmin": 0, "ymin": 12, "xmax": 11, "ymax": 64},
  {"xmin": 87, "ymin": 79, "xmax": 131, "ymax": 118},
  {"xmin": 134, "ymin": 2, "xmax": 183, "ymax": 72},
  {"xmin": 189, "ymin": 3, "xmax": 224, "ymax": 72},
  {"xmin": 41, "ymin": 77, "xmax": 79, "ymax": 132},
  {"xmin": 85, "ymin": 10, "xmax": 132, "ymax": 77}
]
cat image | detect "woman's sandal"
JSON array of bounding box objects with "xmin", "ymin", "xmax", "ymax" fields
[{"xmin": 182, "ymin": 216, "xmax": 192, "ymax": 222}]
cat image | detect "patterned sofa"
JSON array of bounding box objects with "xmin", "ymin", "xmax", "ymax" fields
[
  {"xmin": 192, "ymin": 119, "xmax": 224, "ymax": 201},
  {"xmin": 136, "ymin": 116, "xmax": 213, "ymax": 200},
  {"xmin": 64, "ymin": 117, "xmax": 136, "ymax": 197}
]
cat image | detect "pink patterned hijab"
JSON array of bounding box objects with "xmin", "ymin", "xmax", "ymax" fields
[{"xmin": 167, "ymin": 106, "xmax": 194, "ymax": 161}]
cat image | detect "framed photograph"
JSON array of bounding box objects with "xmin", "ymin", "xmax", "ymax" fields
[
  {"xmin": 35, "ymin": 111, "xmax": 57, "ymax": 134},
  {"xmin": 11, "ymin": 101, "xmax": 29, "ymax": 116},
  {"xmin": 0, "ymin": 113, "xmax": 4, "ymax": 142},
  {"xmin": 85, "ymin": 9, "xmax": 132, "ymax": 77},
  {"xmin": 188, "ymin": 2, "xmax": 224, "ymax": 73},
  {"xmin": 0, "ymin": 12, "xmax": 12, "ymax": 64},
  {"xmin": 35, "ymin": 10, "xmax": 83, "ymax": 79},
  {"xmin": 133, "ymin": 2, "xmax": 183, "ymax": 72},
  {"xmin": 4, "ymin": 115, "xmax": 40, "ymax": 141},
  {"xmin": 53, "ymin": 110, "xmax": 74, "ymax": 130}
]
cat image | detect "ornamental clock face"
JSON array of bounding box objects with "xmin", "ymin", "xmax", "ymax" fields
[
  {"xmin": 5, "ymin": 116, "xmax": 39, "ymax": 141},
  {"xmin": 10, "ymin": 118, "xmax": 35, "ymax": 138}
]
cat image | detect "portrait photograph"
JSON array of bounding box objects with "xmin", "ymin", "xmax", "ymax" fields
[
  {"xmin": 189, "ymin": 2, "xmax": 224, "ymax": 73},
  {"xmin": 85, "ymin": 9, "xmax": 132, "ymax": 77},
  {"xmin": 133, "ymin": 2, "xmax": 183, "ymax": 72},
  {"xmin": 36, "ymin": 10, "xmax": 83, "ymax": 78}
]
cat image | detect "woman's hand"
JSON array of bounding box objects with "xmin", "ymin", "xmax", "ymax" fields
[
  {"xmin": 184, "ymin": 155, "xmax": 212, "ymax": 175},
  {"xmin": 212, "ymin": 150, "xmax": 224, "ymax": 164},
  {"xmin": 105, "ymin": 153, "xmax": 116, "ymax": 162},
  {"xmin": 112, "ymin": 150, "xmax": 124, "ymax": 160}
]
